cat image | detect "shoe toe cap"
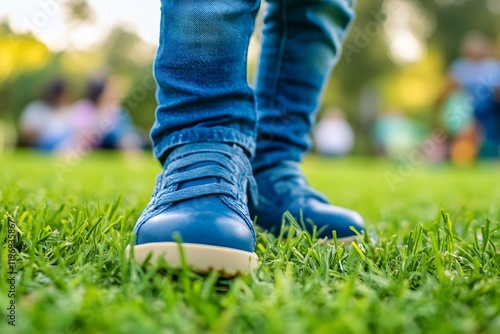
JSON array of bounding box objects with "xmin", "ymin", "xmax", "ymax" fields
[
  {"xmin": 134, "ymin": 201, "xmax": 255, "ymax": 252},
  {"xmin": 301, "ymin": 199, "xmax": 365, "ymax": 239}
]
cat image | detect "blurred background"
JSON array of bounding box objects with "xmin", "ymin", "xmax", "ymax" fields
[{"xmin": 0, "ymin": 0, "xmax": 499, "ymax": 164}]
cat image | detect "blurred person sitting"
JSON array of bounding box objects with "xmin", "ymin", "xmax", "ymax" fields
[
  {"xmin": 71, "ymin": 76, "xmax": 145, "ymax": 151},
  {"xmin": 19, "ymin": 78, "xmax": 74, "ymax": 152},
  {"xmin": 437, "ymin": 31, "xmax": 500, "ymax": 161},
  {"xmin": 313, "ymin": 108, "xmax": 354, "ymax": 156}
]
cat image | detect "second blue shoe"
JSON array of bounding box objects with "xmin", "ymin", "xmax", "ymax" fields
[{"xmin": 250, "ymin": 161, "xmax": 364, "ymax": 243}]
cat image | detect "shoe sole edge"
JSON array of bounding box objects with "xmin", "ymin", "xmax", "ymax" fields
[{"xmin": 126, "ymin": 242, "xmax": 259, "ymax": 277}]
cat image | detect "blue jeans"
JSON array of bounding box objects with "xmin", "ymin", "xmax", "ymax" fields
[
  {"xmin": 150, "ymin": 0, "xmax": 354, "ymax": 169},
  {"xmin": 475, "ymin": 92, "xmax": 500, "ymax": 143}
]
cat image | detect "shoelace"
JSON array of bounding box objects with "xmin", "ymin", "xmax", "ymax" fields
[{"xmin": 154, "ymin": 145, "xmax": 257, "ymax": 207}]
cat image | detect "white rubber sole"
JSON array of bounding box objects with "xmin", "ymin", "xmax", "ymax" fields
[{"xmin": 126, "ymin": 242, "xmax": 259, "ymax": 277}]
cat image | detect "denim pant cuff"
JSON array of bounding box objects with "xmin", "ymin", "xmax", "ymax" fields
[{"xmin": 153, "ymin": 127, "xmax": 256, "ymax": 164}]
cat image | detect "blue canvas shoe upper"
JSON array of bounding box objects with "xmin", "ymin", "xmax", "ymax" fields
[
  {"xmin": 133, "ymin": 142, "xmax": 258, "ymax": 253},
  {"xmin": 250, "ymin": 161, "xmax": 365, "ymax": 239}
]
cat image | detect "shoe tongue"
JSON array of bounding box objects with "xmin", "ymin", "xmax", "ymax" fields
[{"xmin": 178, "ymin": 161, "xmax": 220, "ymax": 190}]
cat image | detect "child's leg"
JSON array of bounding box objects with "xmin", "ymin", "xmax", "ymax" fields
[
  {"xmin": 151, "ymin": 0, "xmax": 260, "ymax": 162},
  {"xmin": 130, "ymin": 0, "xmax": 261, "ymax": 275},
  {"xmin": 251, "ymin": 0, "xmax": 365, "ymax": 240}
]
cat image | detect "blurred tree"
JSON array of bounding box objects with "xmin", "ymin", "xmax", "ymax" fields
[
  {"xmin": 64, "ymin": 0, "xmax": 94, "ymax": 22},
  {"xmin": 425, "ymin": 0, "xmax": 499, "ymax": 63}
]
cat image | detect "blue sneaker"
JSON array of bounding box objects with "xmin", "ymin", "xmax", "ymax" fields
[
  {"xmin": 128, "ymin": 143, "xmax": 259, "ymax": 276},
  {"xmin": 250, "ymin": 161, "xmax": 364, "ymax": 243}
]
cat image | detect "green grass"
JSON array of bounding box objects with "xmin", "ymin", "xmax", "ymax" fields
[{"xmin": 1, "ymin": 151, "xmax": 499, "ymax": 334}]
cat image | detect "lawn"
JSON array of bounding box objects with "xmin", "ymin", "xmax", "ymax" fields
[{"xmin": 1, "ymin": 151, "xmax": 499, "ymax": 333}]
